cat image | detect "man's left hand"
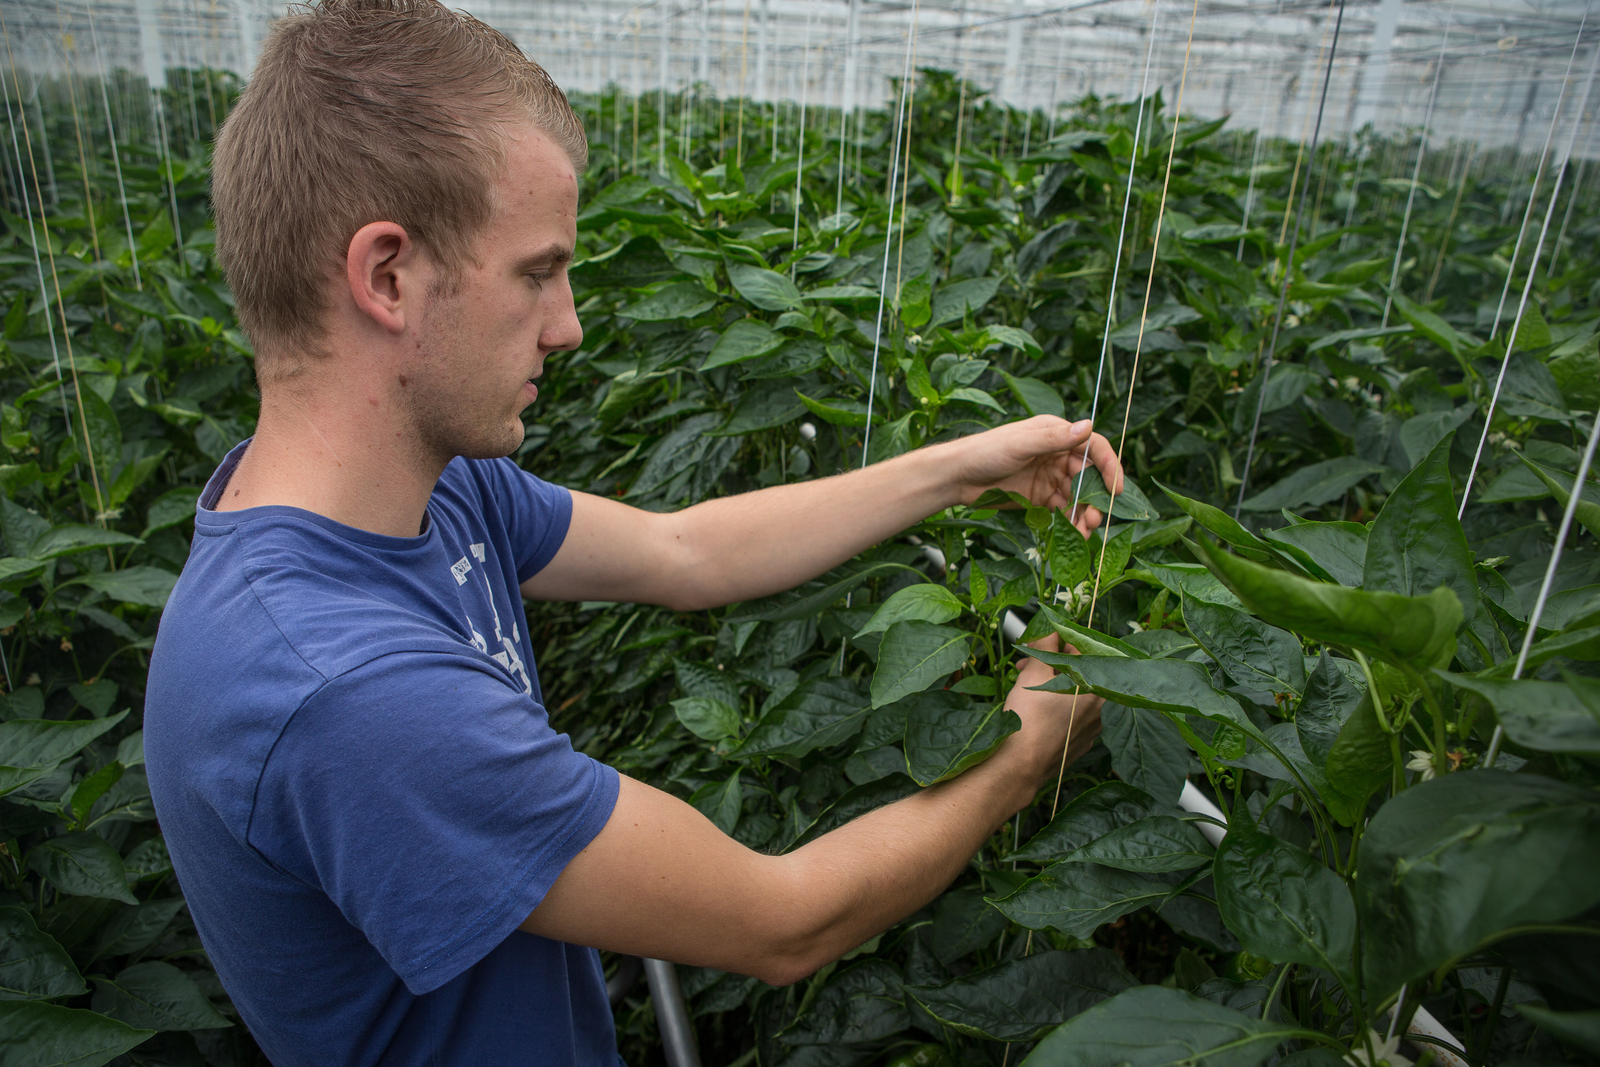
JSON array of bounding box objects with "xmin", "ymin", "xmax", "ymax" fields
[{"xmin": 945, "ymin": 415, "xmax": 1124, "ymax": 537}]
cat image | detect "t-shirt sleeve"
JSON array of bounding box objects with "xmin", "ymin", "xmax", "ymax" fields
[
  {"xmin": 476, "ymin": 458, "xmax": 572, "ymax": 583},
  {"xmin": 248, "ymin": 651, "xmax": 620, "ymax": 996}
]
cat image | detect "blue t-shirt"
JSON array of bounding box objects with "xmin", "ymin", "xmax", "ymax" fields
[{"xmin": 145, "ymin": 442, "xmax": 622, "ymax": 1067}]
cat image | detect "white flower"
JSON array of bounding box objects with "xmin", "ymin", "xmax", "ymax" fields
[
  {"xmin": 1346, "ymin": 1030, "xmax": 1413, "ymax": 1067},
  {"xmin": 1024, "ymin": 547, "xmax": 1043, "ymax": 566},
  {"xmin": 1406, "ymin": 750, "xmax": 1437, "ymax": 782}
]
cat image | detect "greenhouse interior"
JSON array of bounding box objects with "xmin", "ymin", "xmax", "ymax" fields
[{"xmin": 0, "ymin": 0, "xmax": 1598, "ymax": 1064}]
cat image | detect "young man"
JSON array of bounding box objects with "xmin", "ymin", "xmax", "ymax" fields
[{"xmin": 144, "ymin": 1, "xmax": 1123, "ymax": 1064}]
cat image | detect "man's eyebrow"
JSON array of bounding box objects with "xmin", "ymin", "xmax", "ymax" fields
[{"xmin": 514, "ymin": 245, "xmax": 574, "ymax": 272}]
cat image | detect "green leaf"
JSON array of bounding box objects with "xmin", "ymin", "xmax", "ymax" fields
[
  {"xmin": 141, "ymin": 487, "xmax": 201, "ymax": 537},
  {"xmin": 1214, "ymin": 817, "xmax": 1356, "ymax": 977},
  {"xmin": 92, "ymin": 899, "xmax": 186, "ymax": 962},
  {"xmin": 619, "ymin": 280, "xmax": 717, "ymax": 321},
  {"xmin": 1072, "ymin": 466, "xmax": 1159, "ymax": 520},
  {"xmin": 1030, "ymin": 609, "xmax": 1146, "ymax": 658},
  {"xmin": 1020, "ymin": 985, "xmax": 1321, "ymax": 1067},
  {"xmin": 690, "ymin": 770, "xmax": 742, "ymax": 835},
  {"xmin": 1135, "ymin": 560, "xmax": 1243, "ymax": 610},
  {"xmin": 73, "ymin": 566, "xmax": 179, "ymax": 609},
  {"xmin": 728, "ymin": 560, "xmax": 909, "ymax": 623},
  {"xmin": 27, "ymin": 526, "xmax": 140, "ymax": 561},
  {"xmin": 906, "ymin": 949, "xmax": 1136, "ymax": 1042},
  {"xmin": 1049, "ymin": 516, "xmax": 1092, "ymax": 589},
  {"xmin": 727, "ymin": 262, "xmax": 804, "ymax": 312},
  {"xmin": 794, "ymin": 390, "xmax": 879, "ymax": 427},
  {"xmin": 0, "ymin": 713, "xmax": 129, "ymax": 797},
  {"xmin": 1258, "ymin": 522, "xmax": 1368, "ymax": 587},
  {"xmin": 732, "ymin": 676, "xmax": 869, "ymax": 759},
  {"xmin": 91, "ymin": 961, "xmax": 232, "ymax": 1031},
  {"xmin": 1239, "ymin": 457, "xmax": 1388, "ymax": 512},
  {"xmin": 70, "ymin": 386, "xmax": 121, "ymax": 495},
  {"xmin": 1063, "ymin": 815, "xmax": 1213, "ymax": 873},
  {"xmin": 1357, "ymin": 770, "xmax": 1600, "ymax": 1003},
  {"xmin": 1011, "ymin": 780, "xmax": 1166, "ymax": 862},
  {"xmin": 0, "ymin": 1000, "xmax": 153, "ymax": 1067},
  {"xmin": 1391, "ymin": 292, "xmax": 1465, "ymax": 360},
  {"xmin": 1519, "ymin": 456, "xmax": 1600, "ymax": 539},
  {"xmin": 986, "ymin": 325, "xmax": 1043, "ymax": 358},
  {"xmin": 69, "ymin": 762, "xmax": 124, "ymax": 827},
  {"xmin": 1192, "ymin": 537, "xmax": 1462, "ymax": 670},
  {"xmin": 990, "ymin": 862, "xmax": 1173, "ymax": 939},
  {"xmin": 1322, "ymin": 689, "xmax": 1391, "ymax": 824},
  {"xmin": 1183, "ymin": 596, "xmax": 1307, "ymax": 695},
  {"xmin": 1101, "ymin": 702, "xmax": 1194, "ymax": 806},
  {"xmin": 1035, "ymin": 656, "xmax": 1259, "ymax": 740},
  {"xmin": 930, "ymin": 276, "xmax": 1000, "ymax": 327},
  {"xmin": 1362, "ymin": 433, "xmax": 1477, "ymax": 626},
  {"xmin": 1517, "ymin": 1005, "xmax": 1600, "ymax": 1056},
  {"xmin": 926, "ymin": 883, "xmax": 1006, "ymax": 966},
  {"xmin": 700, "ymin": 318, "xmax": 783, "ymax": 371},
  {"xmin": 27, "ymin": 832, "xmax": 138, "ymax": 905},
  {"xmin": 778, "ymin": 960, "xmax": 907, "ymax": 1044},
  {"xmin": 903, "ymin": 694, "xmax": 1019, "ymax": 786},
  {"xmin": 0, "ymin": 906, "xmax": 86, "ymax": 1000},
  {"xmin": 1155, "ymin": 480, "xmax": 1273, "ymax": 560},
  {"xmin": 1437, "ymin": 673, "xmax": 1600, "ymax": 754},
  {"xmin": 1001, "ymin": 373, "xmax": 1065, "ymax": 419},
  {"xmin": 671, "ymin": 697, "xmax": 741, "ymax": 742},
  {"xmin": 1295, "ymin": 653, "xmax": 1366, "ymax": 769},
  {"xmin": 856, "ymin": 584, "xmax": 965, "ymax": 636},
  {"xmin": 870, "ymin": 622, "xmax": 973, "ymax": 708}
]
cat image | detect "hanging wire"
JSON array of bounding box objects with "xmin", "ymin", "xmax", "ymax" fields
[
  {"xmin": 1380, "ymin": 13, "xmax": 1452, "ymax": 329},
  {"xmin": 1484, "ymin": 408, "xmax": 1600, "ymax": 767},
  {"xmin": 859, "ymin": 0, "xmax": 920, "ymax": 467},
  {"xmin": 790, "ymin": 10, "xmax": 813, "ymax": 279},
  {"xmin": 1233, "ymin": 0, "xmax": 1349, "ymax": 519},
  {"xmin": 1460, "ymin": 35, "xmax": 1600, "ymax": 520},
  {"xmin": 88, "ymin": 7, "xmax": 139, "ymax": 291},
  {"xmin": 3, "ymin": 10, "xmax": 109, "ymax": 521},
  {"xmin": 1487, "ymin": 15, "xmax": 1589, "ymax": 342},
  {"xmin": 1043, "ymin": 0, "xmax": 1196, "ymax": 819},
  {"xmin": 1, "ymin": 13, "xmax": 69, "ymax": 436}
]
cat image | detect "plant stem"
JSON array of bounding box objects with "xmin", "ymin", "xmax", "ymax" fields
[{"xmin": 1471, "ymin": 966, "xmax": 1512, "ymax": 1067}]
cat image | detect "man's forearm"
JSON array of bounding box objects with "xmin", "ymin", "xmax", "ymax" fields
[{"xmin": 657, "ymin": 441, "xmax": 962, "ymax": 610}]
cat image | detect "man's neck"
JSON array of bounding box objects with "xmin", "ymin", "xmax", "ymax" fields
[{"xmin": 216, "ymin": 387, "xmax": 445, "ymax": 539}]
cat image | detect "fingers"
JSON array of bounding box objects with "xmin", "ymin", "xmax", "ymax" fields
[{"xmin": 1080, "ymin": 432, "xmax": 1124, "ymax": 495}]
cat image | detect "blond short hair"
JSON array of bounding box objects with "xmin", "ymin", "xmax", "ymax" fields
[{"xmin": 211, "ymin": 0, "xmax": 588, "ymax": 376}]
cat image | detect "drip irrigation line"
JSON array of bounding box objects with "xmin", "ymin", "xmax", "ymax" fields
[
  {"xmin": 1488, "ymin": 12, "xmax": 1589, "ymax": 342},
  {"xmin": 1233, "ymin": 0, "xmax": 1347, "ymax": 520},
  {"xmin": 88, "ymin": 6, "xmax": 139, "ymax": 290},
  {"xmin": 859, "ymin": 0, "xmax": 919, "ymax": 468},
  {"xmin": 1461, "ymin": 33, "xmax": 1599, "ymax": 520},
  {"xmin": 1485, "ymin": 406, "xmax": 1600, "ymax": 767},
  {"xmin": 1380, "ymin": 14, "xmax": 1451, "ymax": 329}
]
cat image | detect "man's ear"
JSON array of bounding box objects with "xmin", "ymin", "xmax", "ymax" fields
[{"xmin": 346, "ymin": 221, "xmax": 421, "ymax": 335}]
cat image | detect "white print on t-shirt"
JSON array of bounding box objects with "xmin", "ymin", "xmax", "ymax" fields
[{"xmin": 452, "ymin": 542, "xmax": 533, "ymax": 696}]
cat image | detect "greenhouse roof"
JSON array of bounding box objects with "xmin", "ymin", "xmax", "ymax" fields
[{"xmin": 1, "ymin": 0, "xmax": 1595, "ymax": 149}]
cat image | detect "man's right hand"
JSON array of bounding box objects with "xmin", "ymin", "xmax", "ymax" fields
[{"xmin": 519, "ymin": 631, "xmax": 1102, "ymax": 986}]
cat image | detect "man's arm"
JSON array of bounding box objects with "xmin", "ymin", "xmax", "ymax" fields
[
  {"xmin": 519, "ymin": 638, "xmax": 1100, "ymax": 985},
  {"xmin": 520, "ymin": 415, "xmax": 1123, "ymax": 611}
]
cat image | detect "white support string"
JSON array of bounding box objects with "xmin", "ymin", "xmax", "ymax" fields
[
  {"xmin": 88, "ymin": 8, "xmax": 140, "ymax": 291},
  {"xmin": 1234, "ymin": 0, "xmax": 1348, "ymax": 518},
  {"xmin": 1380, "ymin": 14, "xmax": 1451, "ymax": 329},
  {"xmin": 859, "ymin": 0, "xmax": 919, "ymax": 467},
  {"xmin": 1064, "ymin": 0, "xmax": 1163, "ymax": 529},
  {"xmin": 1484, "ymin": 406, "xmax": 1600, "ymax": 767},
  {"xmin": 790, "ymin": 9, "xmax": 812, "ymax": 279},
  {"xmin": 1460, "ymin": 33, "xmax": 1600, "ymax": 519},
  {"xmin": 1487, "ymin": 13, "xmax": 1589, "ymax": 342}
]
